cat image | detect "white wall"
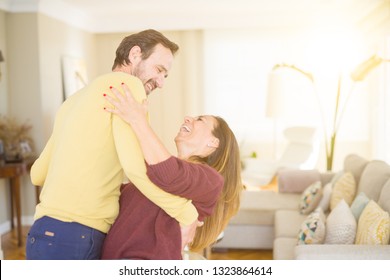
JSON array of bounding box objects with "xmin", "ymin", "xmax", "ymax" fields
[
  {"xmin": 0, "ymin": 8, "xmax": 9, "ymax": 234},
  {"xmin": 0, "ymin": 9, "xmax": 7, "ymax": 114},
  {"xmin": 0, "ymin": 11, "xmax": 97, "ymax": 228},
  {"xmin": 37, "ymin": 13, "xmax": 98, "ymax": 150}
]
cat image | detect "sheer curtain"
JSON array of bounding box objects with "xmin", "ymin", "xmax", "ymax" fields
[
  {"xmin": 202, "ymin": 29, "xmax": 320, "ymax": 161},
  {"xmin": 371, "ymin": 36, "xmax": 390, "ymax": 162},
  {"xmin": 386, "ymin": 37, "xmax": 390, "ymax": 162},
  {"xmin": 382, "ymin": 36, "xmax": 390, "ymax": 162},
  {"xmin": 201, "ymin": 29, "xmax": 372, "ymax": 170}
]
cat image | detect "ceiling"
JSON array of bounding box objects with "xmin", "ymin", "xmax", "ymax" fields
[{"xmin": 0, "ymin": 0, "xmax": 389, "ymax": 33}]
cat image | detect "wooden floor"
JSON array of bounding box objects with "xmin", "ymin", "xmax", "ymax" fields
[
  {"xmin": 209, "ymin": 248, "xmax": 273, "ymax": 260},
  {"xmin": 1, "ymin": 226, "xmax": 273, "ymax": 260}
]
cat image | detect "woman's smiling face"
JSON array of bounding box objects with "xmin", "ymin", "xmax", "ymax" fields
[{"xmin": 175, "ymin": 115, "xmax": 220, "ymax": 159}]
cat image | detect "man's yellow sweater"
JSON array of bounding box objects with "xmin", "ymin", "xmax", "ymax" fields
[{"xmin": 31, "ymin": 72, "xmax": 197, "ymax": 233}]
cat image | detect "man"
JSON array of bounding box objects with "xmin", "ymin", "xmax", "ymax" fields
[{"xmin": 26, "ymin": 29, "xmax": 198, "ymax": 260}]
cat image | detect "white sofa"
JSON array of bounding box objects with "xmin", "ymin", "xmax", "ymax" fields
[
  {"xmin": 214, "ymin": 168, "xmax": 332, "ymax": 250},
  {"xmin": 213, "ymin": 188, "xmax": 301, "ymax": 250},
  {"xmin": 214, "ymin": 154, "xmax": 390, "ymax": 260},
  {"xmin": 274, "ymin": 154, "xmax": 390, "ymax": 259}
]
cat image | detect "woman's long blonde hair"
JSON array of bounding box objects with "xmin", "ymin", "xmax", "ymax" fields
[{"xmin": 188, "ymin": 116, "xmax": 243, "ymax": 251}]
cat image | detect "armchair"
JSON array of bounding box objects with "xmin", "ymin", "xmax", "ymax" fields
[{"xmin": 242, "ymin": 126, "xmax": 319, "ymax": 188}]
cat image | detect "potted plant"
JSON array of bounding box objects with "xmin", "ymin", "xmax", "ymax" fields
[{"xmin": 0, "ymin": 115, "xmax": 34, "ymax": 163}]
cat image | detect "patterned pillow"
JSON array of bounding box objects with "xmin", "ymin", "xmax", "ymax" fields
[
  {"xmin": 350, "ymin": 192, "xmax": 370, "ymax": 221},
  {"xmin": 318, "ymin": 182, "xmax": 332, "ymax": 213},
  {"xmin": 299, "ymin": 181, "xmax": 323, "ymax": 214},
  {"xmin": 330, "ymin": 170, "xmax": 344, "ymax": 185},
  {"xmin": 297, "ymin": 207, "xmax": 326, "ymax": 245},
  {"xmin": 325, "ymin": 199, "xmax": 357, "ymax": 244},
  {"xmin": 355, "ymin": 200, "xmax": 390, "ymax": 245},
  {"xmin": 330, "ymin": 172, "xmax": 356, "ymax": 210}
]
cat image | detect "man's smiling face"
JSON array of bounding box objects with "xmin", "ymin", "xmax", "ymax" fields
[{"xmin": 131, "ymin": 44, "xmax": 173, "ymax": 95}]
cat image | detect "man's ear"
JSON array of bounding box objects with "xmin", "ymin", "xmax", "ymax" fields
[{"xmin": 128, "ymin": 46, "xmax": 141, "ymax": 64}]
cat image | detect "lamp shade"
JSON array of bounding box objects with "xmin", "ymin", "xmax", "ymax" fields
[
  {"xmin": 265, "ymin": 71, "xmax": 288, "ymax": 118},
  {"xmin": 0, "ymin": 50, "xmax": 4, "ymax": 62}
]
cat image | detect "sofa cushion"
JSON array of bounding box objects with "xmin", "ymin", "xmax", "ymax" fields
[
  {"xmin": 299, "ymin": 181, "xmax": 323, "ymax": 214},
  {"xmin": 343, "ymin": 154, "xmax": 369, "ymax": 185},
  {"xmin": 297, "ymin": 207, "xmax": 326, "ymax": 244},
  {"xmin": 330, "ymin": 172, "xmax": 356, "ymax": 210},
  {"xmin": 273, "ymin": 237, "xmax": 297, "ymax": 260},
  {"xmin": 230, "ymin": 189, "xmax": 301, "ymax": 226},
  {"xmin": 355, "ymin": 200, "xmax": 390, "ymax": 245},
  {"xmin": 378, "ymin": 179, "xmax": 390, "ymax": 213},
  {"xmin": 295, "ymin": 244, "xmax": 390, "ymax": 260},
  {"xmin": 358, "ymin": 160, "xmax": 390, "ymax": 202},
  {"xmin": 325, "ymin": 199, "xmax": 357, "ymax": 244},
  {"xmin": 274, "ymin": 210, "xmax": 307, "ymax": 238},
  {"xmin": 350, "ymin": 192, "xmax": 370, "ymax": 221},
  {"xmin": 278, "ymin": 169, "xmax": 321, "ymax": 193},
  {"xmin": 319, "ymin": 172, "xmax": 336, "ymax": 186}
]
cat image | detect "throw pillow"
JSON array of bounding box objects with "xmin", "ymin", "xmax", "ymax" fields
[
  {"xmin": 299, "ymin": 181, "xmax": 323, "ymax": 214},
  {"xmin": 330, "ymin": 170, "xmax": 344, "ymax": 185},
  {"xmin": 350, "ymin": 192, "xmax": 370, "ymax": 221},
  {"xmin": 325, "ymin": 199, "xmax": 357, "ymax": 244},
  {"xmin": 357, "ymin": 160, "xmax": 390, "ymax": 202},
  {"xmin": 355, "ymin": 200, "xmax": 390, "ymax": 245},
  {"xmin": 330, "ymin": 172, "xmax": 356, "ymax": 210},
  {"xmin": 343, "ymin": 154, "xmax": 369, "ymax": 185},
  {"xmin": 318, "ymin": 182, "xmax": 332, "ymax": 213},
  {"xmin": 297, "ymin": 207, "xmax": 326, "ymax": 245},
  {"xmin": 378, "ymin": 179, "xmax": 390, "ymax": 213}
]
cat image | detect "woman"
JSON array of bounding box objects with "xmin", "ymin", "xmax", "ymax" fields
[{"xmin": 101, "ymin": 83, "xmax": 243, "ymax": 259}]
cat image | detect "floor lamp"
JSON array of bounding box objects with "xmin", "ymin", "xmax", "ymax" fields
[{"xmin": 268, "ymin": 54, "xmax": 390, "ymax": 170}]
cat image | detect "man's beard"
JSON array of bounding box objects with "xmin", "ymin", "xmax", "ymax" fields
[{"xmin": 132, "ymin": 64, "xmax": 155, "ymax": 95}]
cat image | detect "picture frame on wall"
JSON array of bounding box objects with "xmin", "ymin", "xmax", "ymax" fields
[{"xmin": 61, "ymin": 56, "xmax": 88, "ymax": 100}]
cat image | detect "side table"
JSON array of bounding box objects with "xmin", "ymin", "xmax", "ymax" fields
[{"xmin": 0, "ymin": 161, "xmax": 32, "ymax": 246}]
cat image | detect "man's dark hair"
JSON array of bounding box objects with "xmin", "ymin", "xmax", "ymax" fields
[{"xmin": 112, "ymin": 29, "xmax": 179, "ymax": 70}]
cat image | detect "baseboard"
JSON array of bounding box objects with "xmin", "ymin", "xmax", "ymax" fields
[
  {"xmin": 0, "ymin": 221, "xmax": 11, "ymax": 236},
  {"xmin": 0, "ymin": 221, "xmax": 11, "ymax": 261},
  {"xmin": 0, "ymin": 215, "xmax": 34, "ymax": 235}
]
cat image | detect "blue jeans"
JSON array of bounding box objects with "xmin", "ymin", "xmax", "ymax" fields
[{"xmin": 26, "ymin": 216, "xmax": 106, "ymax": 260}]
